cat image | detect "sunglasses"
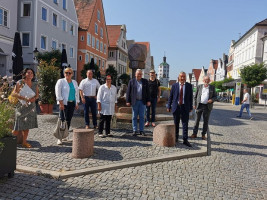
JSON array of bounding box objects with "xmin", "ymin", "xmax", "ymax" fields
[{"xmin": 65, "ymin": 72, "xmax": 72, "ymax": 75}]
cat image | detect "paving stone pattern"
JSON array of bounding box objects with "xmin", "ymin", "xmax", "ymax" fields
[
  {"xmin": 0, "ymin": 103, "xmax": 266, "ymax": 199},
  {"xmin": 16, "ymin": 114, "xmax": 202, "ymax": 172}
]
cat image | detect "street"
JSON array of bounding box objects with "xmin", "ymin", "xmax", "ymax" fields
[{"xmin": 0, "ymin": 102, "xmax": 266, "ymax": 200}]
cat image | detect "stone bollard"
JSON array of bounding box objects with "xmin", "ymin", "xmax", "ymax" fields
[
  {"xmin": 153, "ymin": 124, "xmax": 175, "ymax": 147},
  {"xmin": 72, "ymin": 129, "xmax": 94, "ymax": 159}
]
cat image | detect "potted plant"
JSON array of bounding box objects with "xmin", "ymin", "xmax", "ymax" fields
[
  {"xmin": 37, "ymin": 59, "xmax": 60, "ymax": 114},
  {"xmin": 0, "ymin": 76, "xmax": 16, "ymax": 178}
]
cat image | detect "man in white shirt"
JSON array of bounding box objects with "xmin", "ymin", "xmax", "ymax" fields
[
  {"xmin": 97, "ymin": 75, "xmax": 117, "ymax": 138},
  {"xmin": 190, "ymin": 76, "xmax": 216, "ymax": 140},
  {"xmin": 236, "ymin": 88, "xmax": 253, "ymax": 120},
  {"xmin": 79, "ymin": 70, "xmax": 100, "ymax": 129}
]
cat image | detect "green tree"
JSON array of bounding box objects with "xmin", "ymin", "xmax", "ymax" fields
[
  {"xmin": 36, "ymin": 49, "xmax": 62, "ymax": 68},
  {"xmin": 105, "ymin": 66, "xmax": 118, "ymax": 86},
  {"xmin": 210, "ymin": 77, "xmax": 234, "ymax": 91},
  {"xmin": 118, "ymin": 73, "xmax": 130, "ymax": 85},
  {"xmin": 240, "ymin": 63, "xmax": 267, "ymax": 88},
  {"xmin": 81, "ymin": 58, "xmax": 100, "ymax": 80}
]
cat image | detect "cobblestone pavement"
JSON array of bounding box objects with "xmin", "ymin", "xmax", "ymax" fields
[
  {"xmin": 1, "ymin": 103, "xmax": 267, "ymax": 199},
  {"xmin": 14, "ymin": 114, "xmax": 202, "ymax": 173}
]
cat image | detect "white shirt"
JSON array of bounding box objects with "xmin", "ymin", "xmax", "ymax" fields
[
  {"xmin": 97, "ymin": 84, "xmax": 117, "ymax": 115},
  {"xmin": 178, "ymin": 83, "xmax": 185, "ymax": 105},
  {"xmin": 55, "ymin": 78, "xmax": 80, "ymax": 105},
  {"xmin": 79, "ymin": 78, "xmax": 100, "ymax": 96},
  {"xmin": 243, "ymin": 93, "xmax": 250, "ymax": 104},
  {"xmin": 200, "ymin": 85, "xmax": 209, "ymax": 104}
]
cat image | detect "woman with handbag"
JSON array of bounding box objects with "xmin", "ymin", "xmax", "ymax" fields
[
  {"xmin": 12, "ymin": 68, "xmax": 39, "ymax": 148},
  {"xmin": 55, "ymin": 67, "xmax": 79, "ymax": 145}
]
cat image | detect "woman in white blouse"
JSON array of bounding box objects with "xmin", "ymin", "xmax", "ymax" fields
[
  {"xmin": 97, "ymin": 75, "xmax": 117, "ymax": 138},
  {"xmin": 55, "ymin": 67, "xmax": 79, "ymax": 145}
]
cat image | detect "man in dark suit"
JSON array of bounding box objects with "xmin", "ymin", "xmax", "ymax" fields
[
  {"xmin": 126, "ymin": 69, "xmax": 151, "ymax": 136},
  {"xmin": 190, "ymin": 75, "xmax": 216, "ymax": 140},
  {"xmin": 167, "ymin": 72, "xmax": 193, "ymax": 147}
]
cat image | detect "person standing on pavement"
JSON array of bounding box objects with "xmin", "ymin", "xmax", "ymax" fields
[
  {"xmin": 145, "ymin": 69, "xmax": 161, "ymax": 127},
  {"xmin": 55, "ymin": 67, "xmax": 79, "ymax": 145},
  {"xmin": 126, "ymin": 69, "xmax": 151, "ymax": 136},
  {"xmin": 79, "ymin": 70, "xmax": 100, "ymax": 129},
  {"xmin": 236, "ymin": 88, "xmax": 253, "ymax": 120},
  {"xmin": 97, "ymin": 75, "xmax": 117, "ymax": 138},
  {"xmin": 167, "ymin": 71, "xmax": 193, "ymax": 147},
  {"xmin": 190, "ymin": 75, "xmax": 216, "ymax": 140}
]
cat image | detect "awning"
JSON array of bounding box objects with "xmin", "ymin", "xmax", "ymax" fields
[{"xmin": 222, "ymin": 79, "xmax": 242, "ymax": 87}]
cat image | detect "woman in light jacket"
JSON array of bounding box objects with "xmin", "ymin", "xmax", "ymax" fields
[{"xmin": 55, "ymin": 67, "xmax": 79, "ymax": 145}]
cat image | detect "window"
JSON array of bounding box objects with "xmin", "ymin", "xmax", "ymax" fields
[
  {"xmin": 63, "ymin": 0, "xmax": 67, "ymax": 10},
  {"xmin": 94, "ymin": 57, "xmax": 97, "ymax": 64},
  {"xmin": 22, "ymin": 33, "xmax": 30, "ymax": 46},
  {"xmin": 109, "ymin": 51, "xmax": 114, "ymax": 58},
  {"xmin": 79, "ymin": 55, "xmax": 82, "ymax": 61},
  {"xmin": 42, "ymin": 7, "xmax": 47, "ymax": 21},
  {"xmin": 22, "ymin": 3, "xmax": 31, "ymax": 16},
  {"xmin": 52, "ymin": 40, "xmax": 57, "ymax": 49},
  {"xmin": 62, "ymin": 19, "xmax": 66, "ymax": 31},
  {"xmin": 41, "ymin": 35, "xmax": 47, "ymax": 50},
  {"xmin": 100, "ymin": 42, "xmax": 103, "ymax": 52},
  {"xmin": 96, "ymin": 39, "xmax": 99, "ymax": 50},
  {"xmin": 54, "ymin": 0, "xmax": 58, "ymax": 4},
  {"xmin": 87, "ymin": 33, "xmax": 91, "ymax": 46},
  {"xmin": 70, "ymin": 25, "xmax": 74, "ymax": 35},
  {"xmin": 100, "ymin": 28, "xmax": 103, "ymax": 38},
  {"xmin": 102, "ymin": 60, "xmax": 105, "ymax": 69},
  {"xmin": 69, "ymin": 47, "xmax": 74, "ymax": 58},
  {"xmin": 104, "ymin": 44, "xmax": 106, "ymax": 54},
  {"xmin": 92, "ymin": 36, "xmax": 95, "ymax": 48},
  {"xmin": 53, "ymin": 13, "xmax": 57, "ymax": 26},
  {"xmin": 97, "ymin": 10, "xmax": 100, "ymax": 21},
  {"xmin": 85, "ymin": 54, "xmax": 89, "ymax": 63},
  {"xmin": 90, "ymin": 55, "xmax": 93, "ymax": 61},
  {"xmin": 81, "ymin": 35, "xmax": 84, "ymax": 41},
  {"xmin": 0, "ymin": 8, "xmax": 8, "ymax": 27},
  {"xmin": 95, "ymin": 23, "xmax": 98, "ymax": 34},
  {"xmin": 99, "ymin": 59, "xmax": 101, "ymax": 67}
]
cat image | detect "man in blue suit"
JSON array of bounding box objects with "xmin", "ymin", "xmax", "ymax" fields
[{"xmin": 167, "ymin": 71, "xmax": 193, "ymax": 147}]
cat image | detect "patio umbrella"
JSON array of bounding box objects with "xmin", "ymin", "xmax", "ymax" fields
[
  {"xmin": 60, "ymin": 49, "xmax": 68, "ymax": 78},
  {"xmin": 12, "ymin": 32, "xmax": 24, "ymax": 81}
]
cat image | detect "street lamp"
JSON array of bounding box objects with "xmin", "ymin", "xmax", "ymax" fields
[{"xmin": 33, "ymin": 47, "xmax": 39, "ymax": 62}]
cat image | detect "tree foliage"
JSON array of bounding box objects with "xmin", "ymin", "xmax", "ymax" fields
[
  {"xmin": 118, "ymin": 73, "xmax": 130, "ymax": 85},
  {"xmin": 36, "ymin": 49, "xmax": 62, "ymax": 68},
  {"xmin": 240, "ymin": 63, "xmax": 267, "ymax": 88},
  {"xmin": 81, "ymin": 58, "xmax": 100, "ymax": 80},
  {"xmin": 105, "ymin": 65, "xmax": 118, "ymax": 86},
  {"xmin": 210, "ymin": 77, "xmax": 234, "ymax": 91}
]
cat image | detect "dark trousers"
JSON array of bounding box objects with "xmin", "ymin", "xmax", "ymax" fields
[
  {"xmin": 98, "ymin": 114, "xmax": 112, "ymax": 135},
  {"xmin": 84, "ymin": 96, "xmax": 97, "ymax": 126},
  {"xmin": 173, "ymin": 105, "xmax": 189, "ymax": 141},
  {"xmin": 146, "ymin": 97, "xmax": 157, "ymax": 122},
  {"xmin": 60, "ymin": 101, "xmax": 75, "ymax": 129},
  {"xmin": 193, "ymin": 103, "xmax": 211, "ymax": 136}
]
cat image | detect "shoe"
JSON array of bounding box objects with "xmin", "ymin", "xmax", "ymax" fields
[
  {"xmin": 183, "ymin": 140, "xmax": 192, "ymax": 147},
  {"xmin": 151, "ymin": 122, "xmax": 156, "ymax": 127},
  {"xmin": 62, "ymin": 138, "xmax": 68, "ymax": 141},
  {"xmin": 202, "ymin": 135, "xmax": 207, "ymax": 140},
  {"xmin": 132, "ymin": 131, "xmax": 138, "ymax": 136},
  {"xmin": 22, "ymin": 143, "xmax": 32, "ymax": 148},
  {"xmin": 98, "ymin": 133, "xmax": 106, "ymax": 138},
  {"xmin": 236, "ymin": 116, "xmax": 241, "ymax": 118},
  {"xmin": 85, "ymin": 125, "xmax": 90, "ymax": 129},
  {"xmin": 189, "ymin": 134, "xmax": 197, "ymax": 139},
  {"xmin": 250, "ymin": 117, "xmax": 253, "ymax": 120},
  {"xmin": 145, "ymin": 122, "xmax": 149, "ymax": 127},
  {"xmin": 140, "ymin": 131, "xmax": 145, "ymax": 136},
  {"xmin": 94, "ymin": 125, "xmax": 98, "ymax": 129},
  {"xmin": 57, "ymin": 139, "xmax": 62, "ymax": 145},
  {"xmin": 107, "ymin": 134, "xmax": 113, "ymax": 137}
]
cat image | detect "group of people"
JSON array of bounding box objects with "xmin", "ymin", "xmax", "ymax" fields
[{"xmin": 12, "ymin": 66, "xmax": 252, "ymax": 149}]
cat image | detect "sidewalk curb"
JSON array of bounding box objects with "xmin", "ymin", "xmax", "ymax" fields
[{"xmin": 16, "ymin": 145, "xmax": 207, "ymax": 179}]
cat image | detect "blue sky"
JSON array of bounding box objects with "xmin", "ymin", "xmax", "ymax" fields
[{"xmin": 103, "ymin": 0, "xmax": 267, "ymax": 80}]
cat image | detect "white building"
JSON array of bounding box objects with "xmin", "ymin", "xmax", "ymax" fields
[
  {"xmin": 216, "ymin": 54, "xmax": 228, "ymax": 81},
  {"xmin": 17, "ymin": 0, "xmax": 78, "ymax": 76},
  {"xmin": 158, "ymin": 56, "xmax": 169, "ymax": 87}
]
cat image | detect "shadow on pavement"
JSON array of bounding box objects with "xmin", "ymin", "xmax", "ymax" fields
[
  {"xmin": 92, "ymin": 147, "xmax": 123, "ymax": 161},
  {"xmin": 95, "ymin": 140, "xmax": 151, "ymax": 148}
]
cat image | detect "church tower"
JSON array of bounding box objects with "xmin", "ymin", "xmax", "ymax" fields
[{"xmin": 158, "ymin": 55, "xmax": 169, "ymax": 87}]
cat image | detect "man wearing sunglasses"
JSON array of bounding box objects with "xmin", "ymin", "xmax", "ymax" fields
[{"xmin": 79, "ymin": 70, "xmax": 100, "ymax": 129}]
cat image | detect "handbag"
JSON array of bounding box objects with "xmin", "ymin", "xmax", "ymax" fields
[
  {"xmin": 53, "ymin": 112, "xmax": 69, "ymax": 140},
  {"xmin": 8, "ymin": 88, "xmax": 18, "ymax": 105}
]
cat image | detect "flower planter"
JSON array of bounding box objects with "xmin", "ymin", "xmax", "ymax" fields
[
  {"xmin": 0, "ymin": 136, "xmax": 17, "ymax": 178},
  {"xmin": 39, "ymin": 103, "xmax": 53, "ymax": 114}
]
